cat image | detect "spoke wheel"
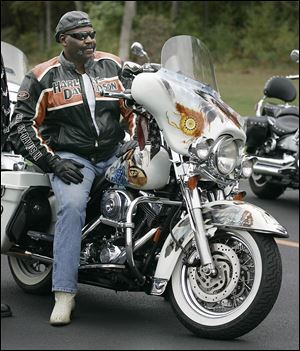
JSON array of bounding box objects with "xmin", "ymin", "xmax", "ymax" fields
[{"xmin": 169, "ymin": 230, "xmax": 282, "ymax": 339}]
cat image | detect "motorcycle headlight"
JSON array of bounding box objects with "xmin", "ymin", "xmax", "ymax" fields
[
  {"xmin": 189, "ymin": 137, "xmax": 214, "ymax": 161},
  {"xmin": 240, "ymin": 156, "xmax": 256, "ymax": 178},
  {"xmin": 213, "ymin": 136, "xmax": 238, "ymax": 175}
]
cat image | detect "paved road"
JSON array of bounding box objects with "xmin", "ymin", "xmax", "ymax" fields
[{"xmin": 1, "ymin": 181, "xmax": 299, "ymax": 350}]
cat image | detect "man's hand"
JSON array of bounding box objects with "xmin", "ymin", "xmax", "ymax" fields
[{"xmin": 49, "ymin": 157, "xmax": 84, "ymax": 185}]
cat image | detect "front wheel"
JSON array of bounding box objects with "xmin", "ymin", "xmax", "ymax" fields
[
  {"xmin": 169, "ymin": 230, "xmax": 282, "ymax": 340},
  {"xmin": 8, "ymin": 256, "xmax": 52, "ymax": 295}
]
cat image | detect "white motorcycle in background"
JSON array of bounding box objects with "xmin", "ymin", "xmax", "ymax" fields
[
  {"xmin": 1, "ymin": 35, "xmax": 287, "ymax": 340},
  {"xmin": 1, "ymin": 41, "xmax": 28, "ymax": 169}
]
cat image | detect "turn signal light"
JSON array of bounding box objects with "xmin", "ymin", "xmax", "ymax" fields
[
  {"xmin": 233, "ymin": 191, "xmax": 247, "ymax": 201},
  {"xmin": 187, "ymin": 176, "xmax": 198, "ymax": 190}
]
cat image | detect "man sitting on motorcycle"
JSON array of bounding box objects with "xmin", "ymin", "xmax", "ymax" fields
[{"xmin": 9, "ymin": 10, "xmax": 135, "ymax": 326}]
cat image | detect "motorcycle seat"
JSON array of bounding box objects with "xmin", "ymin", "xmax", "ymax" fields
[
  {"xmin": 264, "ymin": 76, "xmax": 297, "ymax": 102},
  {"xmin": 271, "ymin": 115, "xmax": 299, "ymax": 136},
  {"xmin": 275, "ymin": 106, "xmax": 299, "ymax": 118}
]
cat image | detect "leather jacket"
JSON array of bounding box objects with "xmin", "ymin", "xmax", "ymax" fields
[
  {"xmin": 1, "ymin": 55, "xmax": 10, "ymax": 151},
  {"xmin": 9, "ymin": 51, "xmax": 135, "ymax": 171}
]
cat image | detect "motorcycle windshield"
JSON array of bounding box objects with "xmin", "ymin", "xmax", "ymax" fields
[{"xmin": 161, "ymin": 35, "xmax": 218, "ymax": 92}]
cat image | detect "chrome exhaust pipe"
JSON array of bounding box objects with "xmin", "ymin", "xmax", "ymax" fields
[
  {"xmin": 254, "ymin": 155, "xmax": 294, "ymax": 167},
  {"xmin": 253, "ymin": 155, "xmax": 296, "ymax": 176},
  {"xmin": 253, "ymin": 164, "xmax": 282, "ymax": 176},
  {"xmin": 7, "ymin": 247, "xmax": 53, "ymax": 264}
]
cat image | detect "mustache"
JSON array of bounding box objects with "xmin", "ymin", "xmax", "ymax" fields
[
  {"xmin": 77, "ymin": 45, "xmax": 96, "ymax": 55},
  {"xmin": 83, "ymin": 44, "xmax": 96, "ymax": 50}
]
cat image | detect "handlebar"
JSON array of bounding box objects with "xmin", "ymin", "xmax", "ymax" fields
[
  {"xmin": 286, "ymin": 74, "xmax": 299, "ymax": 80},
  {"xmin": 100, "ymin": 61, "xmax": 161, "ymax": 100},
  {"xmin": 121, "ymin": 61, "xmax": 160, "ymax": 78},
  {"xmin": 100, "ymin": 89, "xmax": 133, "ymax": 100}
]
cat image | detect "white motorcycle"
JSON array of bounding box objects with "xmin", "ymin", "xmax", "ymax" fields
[{"xmin": 1, "ymin": 35, "xmax": 288, "ymax": 339}]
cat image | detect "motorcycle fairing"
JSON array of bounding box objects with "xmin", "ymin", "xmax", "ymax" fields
[
  {"xmin": 131, "ymin": 70, "xmax": 246, "ymax": 156},
  {"xmin": 153, "ymin": 200, "xmax": 288, "ymax": 285}
]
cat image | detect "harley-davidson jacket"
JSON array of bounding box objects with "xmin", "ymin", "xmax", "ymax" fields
[{"xmin": 9, "ymin": 51, "xmax": 135, "ymax": 171}]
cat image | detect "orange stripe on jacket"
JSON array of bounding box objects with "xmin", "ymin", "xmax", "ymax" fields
[{"xmin": 32, "ymin": 57, "xmax": 61, "ymax": 81}]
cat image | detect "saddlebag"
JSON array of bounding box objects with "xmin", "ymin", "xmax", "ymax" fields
[
  {"xmin": 1, "ymin": 171, "xmax": 51, "ymax": 253},
  {"xmin": 245, "ymin": 116, "xmax": 269, "ymax": 151}
]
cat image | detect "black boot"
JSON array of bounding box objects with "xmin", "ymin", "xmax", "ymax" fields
[{"xmin": 1, "ymin": 303, "xmax": 12, "ymax": 317}]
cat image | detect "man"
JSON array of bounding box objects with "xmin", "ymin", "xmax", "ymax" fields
[
  {"xmin": 1, "ymin": 54, "xmax": 13, "ymax": 318},
  {"xmin": 9, "ymin": 11, "xmax": 135, "ymax": 326}
]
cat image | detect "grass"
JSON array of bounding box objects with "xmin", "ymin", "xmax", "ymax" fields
[{"xmin": 216, "ymin": 66, "xmax": 299, "ymax": 117}]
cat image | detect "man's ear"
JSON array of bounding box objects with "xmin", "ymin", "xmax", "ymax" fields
[{"xmin": 59, "ymin": 34, "xmax": 67, "ymax": 46}]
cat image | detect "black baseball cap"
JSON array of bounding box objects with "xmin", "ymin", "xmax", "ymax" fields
[{"xmin": 55, "ymin": 11, "xmax": 92, "ymax": 43}]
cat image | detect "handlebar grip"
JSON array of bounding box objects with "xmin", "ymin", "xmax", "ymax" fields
[{"xmin": 122, "ymin": 61, "xmax": 143, "ymax": 78}]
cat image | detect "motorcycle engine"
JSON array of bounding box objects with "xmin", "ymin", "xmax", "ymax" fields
[
  {"xmin": 100, "ymin": 189, "xmax": 133, "ymax": 222},
  {"xmin": 82, "ymin": 189, "xmax": 164, "ymax": 265}
]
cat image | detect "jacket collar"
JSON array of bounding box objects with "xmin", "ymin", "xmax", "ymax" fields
[{"xmin": 59, "ymin": 51, "xmax": 95, "ymax": 73}]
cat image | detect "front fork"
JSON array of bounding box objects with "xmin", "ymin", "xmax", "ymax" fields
[
  {"xmin": 181, "ymin": 184, "xmax": 217, "ymax": 276},
  {"xmin": 171, "ymin": 150, "xmax": 217, "ymax": 276}
]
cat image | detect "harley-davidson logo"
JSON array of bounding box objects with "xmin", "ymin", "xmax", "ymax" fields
[{"xmin": 17, "ymin": 91, "xmax": 30, "ymax": 100}]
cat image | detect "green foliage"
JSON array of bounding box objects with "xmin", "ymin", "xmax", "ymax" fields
[
  {"xmin": 86, "ymin": 1, "xmax": 124, "ymax": 55},
  {"xmin": 240, "ymin": 1, "xmax": 299, "ymax": 66},
  {"xmin": 1, "ymin": 1, "xmax": 299, "ymax": 68},
  {"xmin": 132, "ymin": 14, "xmax": 173, "ymax": 63}
]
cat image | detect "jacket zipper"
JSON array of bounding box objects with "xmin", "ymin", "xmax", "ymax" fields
[{"xmin": 78, "ymin": 73, "xmax": 99, "ymax": 145}]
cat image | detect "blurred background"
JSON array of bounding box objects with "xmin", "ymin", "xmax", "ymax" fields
[{"xmin": 1, "ymin": 0, "xmax": 299, "ymax": 116}]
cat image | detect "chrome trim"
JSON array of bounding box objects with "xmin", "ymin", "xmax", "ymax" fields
[
  {"xmin": 253, "ymin": 154, "xmax": 296, "ymax": 177},
  {"xmin": 96, "ymin": 227, "xmax": 160, "ymax": 265},
  {"xmin": 81, "ymin": 196, "xmax": 181, "ymax": 282},
  {"xmin": 253, "ymin": 164, "xmax": 297, "ymax": 176},
  {"xmin": 185, "ymin": 186, "xmax": 215, "ymax": 270},
  {"xmin": 82, "ymin": 215, "xmax": 135, "ymax": 240},
  {"xmin": 256, "ymin": 97, "xmax": 266, "ymax": 116},
  {"xmin": 254, "ymin": 154, "xmax": 295, "ymax": 166},
  {"xmin": 7, "ymin": 247, "xmax": 53, "ymax": 264},
  {"xmin": 150, "ymin": 278, "xmax": 169, "ymax": 296},
  {"xmin": 133, "ymin": 227, "xmax": 159, "ymax": 251},
  {"xmin": 125, "ymin": 196, "xmax": 182, "ymax": 283}
]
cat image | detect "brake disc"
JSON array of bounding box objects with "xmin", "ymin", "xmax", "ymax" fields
[{"xmin": 187, "ymin": 243, "xmax": 240, "ymax": 303}]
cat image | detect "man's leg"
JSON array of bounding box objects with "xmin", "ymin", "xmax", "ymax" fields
[{"xmin": 49, "ymin": 152, "xmax": 95, "ymax": 325}]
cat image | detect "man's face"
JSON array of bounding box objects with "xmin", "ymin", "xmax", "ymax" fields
[{"xmin": 60, "ymin": 26, "xmax": 96, "ymax": 63}]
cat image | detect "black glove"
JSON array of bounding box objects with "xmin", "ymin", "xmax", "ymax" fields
[
  {"xmin": 115, "ymin": 140, "xmax": 137, "ymax": 158},
  {"xmin": 49, "ymin": 157, "xmax": 84, "ymax": 185}
]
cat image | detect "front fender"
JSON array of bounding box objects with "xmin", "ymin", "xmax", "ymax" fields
[
  {"xmin": 152, "ymin": 200, "xmax": 287, "ymax": 293},
  {"xmin": 202, "ymin": 200, "xmax": 288, "ymax": 237}
]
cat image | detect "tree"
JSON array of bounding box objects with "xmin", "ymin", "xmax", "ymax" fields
[
  {"xmin": 171, "ymin": 1, "xmax": 179, "ymax": 22},
  {"xmin": 45, "ymin": 1, "xmax": 51, "ymax": 50},
  {"xmin": 74, "ymin": 1, "xmax": 83, "ymax": 11},
  {"xmin": 119, "ymin": 1, "xmax": 136, "ymax": 60}
]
